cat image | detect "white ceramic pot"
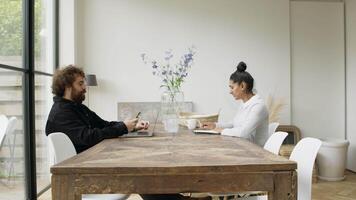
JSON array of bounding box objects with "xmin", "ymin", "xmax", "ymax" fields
[{"xmin": 317, "ymin": 138, "xmax": 350, "ymax": 181}]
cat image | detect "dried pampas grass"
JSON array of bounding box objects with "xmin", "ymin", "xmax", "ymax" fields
[{"xmin": 266, "ymin": 95, "xmax": 286, "ymax": 123}]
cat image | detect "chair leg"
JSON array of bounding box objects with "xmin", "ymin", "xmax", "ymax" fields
[{"xmin": 7, "ymin": 133, "xmax": 16, "ymax": 185}]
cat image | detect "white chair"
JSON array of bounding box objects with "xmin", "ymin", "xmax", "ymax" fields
[
  {"xmin": 0, "ymin": 115, "xmax": 9, "ymax": 185},
  {"xmin": 268, "ymin": 122, "xmax": 279, "ymax": 137},
  {"xmin": 289, "ymin": 137, "xmax": 322, "ymax": 200},
  {"xmin": 263, "ymin": 131, "xmax": 288, "ymax": 155},
  {"xmin": 48, "ymin": 132, "xmax": 129, "ymax": 200},
  {"xmin": 0, "ymin": 115, "xmax": 8, "ymax": 148},
  {"xmin": 247, "ymin": 137, "xmax": 322, "ymax": 200},
  {"xmin": 0, "ymin": 116, "xmax": 18, "ymax": 184},
  {"xmin": 5, "ymin": 117, "xmax": 18, "ymax": 181}
]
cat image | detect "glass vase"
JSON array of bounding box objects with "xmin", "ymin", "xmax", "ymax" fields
[{"xmin": 161, "ymin": 90, "xmax": 184, "ymax": 133}]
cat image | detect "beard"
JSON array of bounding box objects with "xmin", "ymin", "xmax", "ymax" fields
[{"xmin": 71, "ymin": 89, "xmax": 86, "ymax": 103}]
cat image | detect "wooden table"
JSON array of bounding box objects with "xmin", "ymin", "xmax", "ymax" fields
[{"xmin": 51, "ymin": 127, "xmax": 297, "ymax": 200}]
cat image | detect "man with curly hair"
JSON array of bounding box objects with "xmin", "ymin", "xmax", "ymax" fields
[{"xmin": 46, "ymin": 65, "xmax": 148, "ymax": 153}]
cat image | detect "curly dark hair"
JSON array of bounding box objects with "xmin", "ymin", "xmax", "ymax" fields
[{"xmin": 52, "ymin": 65, "xmax": 85, "ymax": 97}]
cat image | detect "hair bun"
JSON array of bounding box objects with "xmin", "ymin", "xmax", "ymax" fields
[{"xmin": 236, "ymin": 62, "xmax": 247, "ymax": 72}]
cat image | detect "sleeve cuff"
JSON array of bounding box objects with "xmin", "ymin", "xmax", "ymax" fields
[{"xmin": 117, "ymin": 121, "xmax": 129, "ymax": 134}]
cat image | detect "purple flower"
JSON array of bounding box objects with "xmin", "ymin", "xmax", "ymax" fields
[
  {"xmin": 140, "ymin": 53, "xmax": 146, "ymax": 61},
  {"xmin": 164, "ymin": 50, "xmax": 173, "ymax": 61},
  {"xmin": 164, "ymin": 54, "xmax": 173, "ymax": 61},
  {"xmin": 141, "ymin": 46, "xmax": 196, "ymax": 91}
]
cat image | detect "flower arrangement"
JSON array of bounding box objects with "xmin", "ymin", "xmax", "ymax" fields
[{"xmin": 141, "ymin": 46, "xmax": 196, "ymax": 93}]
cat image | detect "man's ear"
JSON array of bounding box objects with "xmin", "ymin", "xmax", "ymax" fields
[{"xmin": 64, "ymin": 86, "xmax": 72, "ymax": 96}]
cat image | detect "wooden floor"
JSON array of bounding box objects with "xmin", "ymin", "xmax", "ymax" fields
[
  {"xmin": 312, "ymin": 171, "xmax": 356, "ymax": 200},
  {"xmin": 34, "ymin": 171, "xmax": 356, "ymax": 200}
]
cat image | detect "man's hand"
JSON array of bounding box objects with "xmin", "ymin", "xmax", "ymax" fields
[
  {"xmin": 135, "ymin": 120, "xmax": 150, "ymax": 131},
  {"xmin": 124, "ymin": 118, "xmax": 139, "ymax": 132},
  {"xmin": 199, "ymin": 122, "xmax": 216, "ymax": 130}
]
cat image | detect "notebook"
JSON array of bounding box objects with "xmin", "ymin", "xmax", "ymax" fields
[
  {"xmin": 121, "ymin": 111, "xmax": 159, "ymax": 138},
  {"xmin": 193, "ymin": 129, "xmax": 220, "ymax": 135}
]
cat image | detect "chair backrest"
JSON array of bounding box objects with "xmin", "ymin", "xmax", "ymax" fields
[
  {"xmin": 263, "ymin": 131, "xmax": 288, "ymax": 155},
  {"xmin": 48, "ymin": 133, "xmax": 130, "ymax": 200},
  {"xmin": 0, "ymin": 115, "xmax": 8, "ymax": 146},
  {"xmin": 268, "ymin": 122, "xmax": 279, "ymax": 137},
  {"xmin": 290, "ymin": 137, "xmax": 322, "ymax": 200},
  {"xmin": 48, "ymin": 132, "xmax": 77, "ymax": 164},
  {"xmin": 5, "ymin": 117, "xmax": 17, "ymax": 137}
]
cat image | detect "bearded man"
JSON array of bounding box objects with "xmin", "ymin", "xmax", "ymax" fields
[{"xmin": 45, "ymin": 65, "xmax": 147, "ymax": 153}]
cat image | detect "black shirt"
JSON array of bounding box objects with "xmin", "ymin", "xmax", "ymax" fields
[{"xmin": 45, "ymin": 96, "xmax": 128, "ymax": 153}]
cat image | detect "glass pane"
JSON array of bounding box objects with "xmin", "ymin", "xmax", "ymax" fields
[
  {"xmin": 0, "ymin": 68, "xmax": 25, "ymax": 199},
  {"xmin": 34, "ymin": 0, "xmax": 55, "ymax": 73},
  {"xmin": 35, "ymin": 75, "xmax": 52, "ymax": 194},
  {"xmin": 0, "ymin": 0, "xmax": 23, "ymax": 68}
]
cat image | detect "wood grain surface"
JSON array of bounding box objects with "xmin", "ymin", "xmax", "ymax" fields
[{"xmin": 51, "ymin": 125, "xmax": 297, "ymax": 200}]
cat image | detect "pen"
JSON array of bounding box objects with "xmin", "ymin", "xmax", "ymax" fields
[{"xmin": 135, "ymin": 112, "xmax": 141, "ymax": 119}]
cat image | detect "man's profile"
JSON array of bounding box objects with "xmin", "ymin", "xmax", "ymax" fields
[{"xmin": 45, "ymin": 65, "xmax": 148, "ymax": 153}]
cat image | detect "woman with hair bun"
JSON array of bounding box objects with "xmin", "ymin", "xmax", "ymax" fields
[{"xmin": 200, "ymin": 61, "xmax": 269, "ymax": 146}]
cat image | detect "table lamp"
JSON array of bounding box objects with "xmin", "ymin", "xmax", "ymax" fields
[{"xmin": 85, "ymin": 74, "xmax": 98, "ymax": 107}]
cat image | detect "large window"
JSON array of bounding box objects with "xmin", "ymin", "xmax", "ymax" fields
[
  {"xmin": 35, "ymin": 75, "xmax": 53, "ymax": 195},
  {"xmin": 35, "ymin": 0, "xmax": 55, "ymax": 73},
  {"xmin": 34, "ymin": 0, "xmax": 55, "ymax": 196},
  {"xmin": 0, "ymin": 0, "xmax": 57, "ymax": 199},
  {"xmin": 0, "ymin": 0, "xmax": 23, "ymax": 68},
  {"xmin": 0, "ymin": 69, "xmax": 26, "ymax": 200}
]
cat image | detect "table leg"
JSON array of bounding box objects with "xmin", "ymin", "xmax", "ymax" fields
[
  {"xmin": 268, "ymin": 171, "xmax": 297, "ymax": 200},
  {"xmin": 52, "ymin": 174, "xmax": 81, "ymax": 200}
]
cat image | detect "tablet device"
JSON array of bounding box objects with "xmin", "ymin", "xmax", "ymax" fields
[{"xmin": 193, "ymin": 129, "xmax": 220, "ymax": 135}]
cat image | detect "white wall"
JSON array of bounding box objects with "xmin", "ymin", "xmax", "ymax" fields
[
  {"xmin": 59, "ymin": 0, "xmax": 77, "ymax": 66},
  {"xmin": 346, "ymin": 0, "xmax": 356, "ymax": 171},
  {"xmin": 290, "ymin": 1, "xmax": 345, "ymax": 139},
  {"xmin": 76, "ymin": 0, "xmax": 291, "ymax": 122}
]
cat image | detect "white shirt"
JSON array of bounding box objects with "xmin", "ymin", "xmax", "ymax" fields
[{"xmin": 217, "ymin": 94, "xmax": 269, "ymax": 146}]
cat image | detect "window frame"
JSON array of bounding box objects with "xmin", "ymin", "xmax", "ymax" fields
[{"xmin": 0, "ymin": 0, "xmax": 59, "ymax": 198}]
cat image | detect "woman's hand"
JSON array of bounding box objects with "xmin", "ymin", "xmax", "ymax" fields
[{"xmin": 200, "ymin": 122, "xmax": 216, "ymax": 130}]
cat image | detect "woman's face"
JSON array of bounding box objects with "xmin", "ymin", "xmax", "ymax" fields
[{"xmin": 229, "ymin": 80, "xmax": 245, "ymax": 100}]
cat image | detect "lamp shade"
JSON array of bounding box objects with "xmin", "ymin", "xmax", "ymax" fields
[{"xmin": 85, "ymin": 74, "xmax": 98, "ymax": 86}]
